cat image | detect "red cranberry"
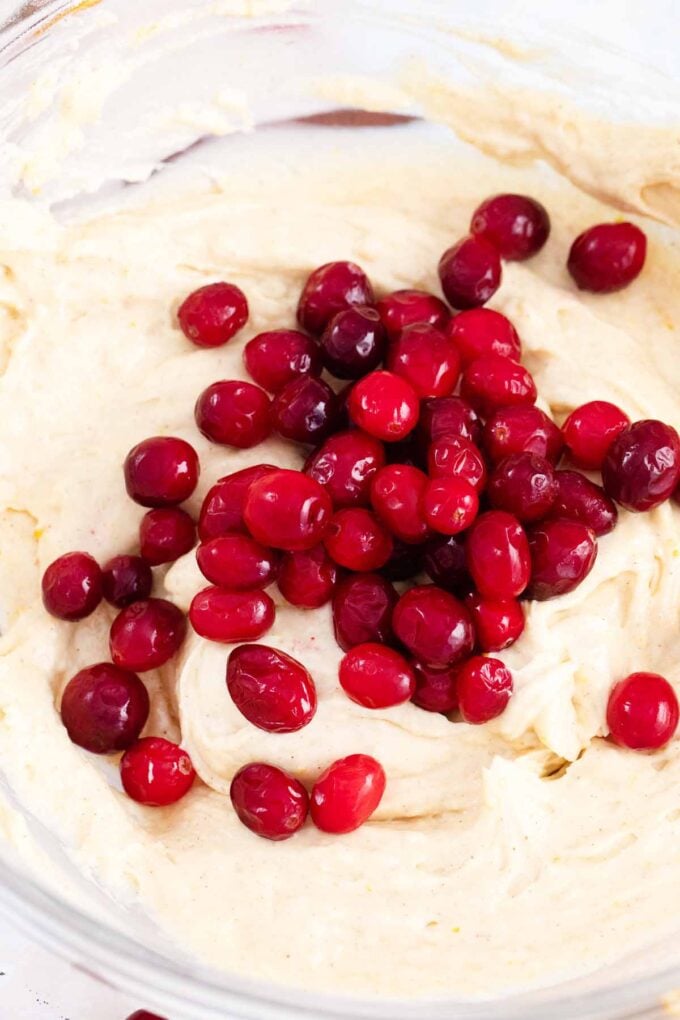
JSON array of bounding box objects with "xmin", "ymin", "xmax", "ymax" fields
[
  {"xmin": 320, "ymin": 306, "xmax": 386, "ymax": 379},
  {"xmin": 271, "ymin": 375, "xmax": 339, "ymax": 445},
  {"xmin": 190, "ymin": 587, "xmax": 274, "ymax": 643},
  {"xmin": 461, "ymin": 355, "xmax": 537, "ymax": 417},
  {"xmin": 42, "ymin": 552, "xmax": 102, "ymax": 621},
  {"xmin": 567, "ymin": 222, "xmax": 646, "ymax": 293},
  {"xmin": 464, "ymin": 592, "xmax": 525, "ymax": 652},
  {"xmin": 196, "ymin": 534, "xmax": 278, "ymax": 590},
  {"xmin": 195, "ymin": 380, "xmax": 271, "ymax": 449},
  {"xmin": 177, "ymin": 281, "xmax": 248, "ymax": 347},
  {"xmin": 230, "ymin": 763, "xmax": 309, "ymax": 841},
  {"xmin": 60, "ymin": 663, "xmax": 149, "ymax": 754},
  {"xmin": 484, "ymin": 405, "xmax": 563, "ymax": 465},
  {"xmin": 348, "ymin": 370, "xmax": 419, "ymax": 442},
  {"xmin": 226, "ymin": 644, "xmax": 316, "ymax": 733},
  {"xmin": 418, "ymin": 395, "xmax": 482, "ymax": 448},
  {"xmin": 198, "ymin": 464, "xmax": 276, "ymax": 541},
  {"xmin": 139, "ymin": 508, "xmax": 195, "ymax": 565},
  {"xmin": 422, "ymin": 477, "xmax": 479, "ymax": 535},
  {"xmin": 370, "ymin": 464, "xmax": 430, "ymax": 544},
  {"xmin": 310, "ymin": 754, "xmax": 385, "ymax": 833},
  {"xmin": 297, "ymin": 261, "xmax": 374, "ymax": 334},
  {"xmin": 324, "ymin": 508, "xmax": 393, "ymax": 571},
  {"xmin": 607, "ymin": 672, "xmax": 679, "ymax": 750},
  {"xmin": 244, "ymin": 329, "xmax": 322, "ymax": 393},
  {"xmin": 438, "ymin": 235, "xmax": 502, "ymax": 309},
  {"xmin": 411, "ymin": 662, "xmax": 459, "ymax": 713},
  {"xmin": 376, "ymin": 288, "xmax": 450, "ymax": 340},
  {"xmin": 124, "ymin": 436, "xmax": 199, "ymax": 508},
  {"xmin": 457, "ymin": 656, "xmax": 513, "ymax": 724},
  {"xmin": 120, "ymin": 737, "xmax": 195, "ymax": 806},
  {"xmin": 386, "ymin": 323, "xmax": 460, "ymax": 398},
  {"xmin": 470, "ymin": 194, "xmax": 550, "ymax": 261},
  {"xmin": 551, "ymin": 471, "xmax": 618, "ymax": 536},
  {"xmin": 340, "ymin": 643, "xmax": 415, "ymax": 708},
  {"xmin": 422, "ymin": 533, "xmax": 470, "ymax": 593},
  {"xmin": 427, "ymin": 436, "xmax": 487, "ymax": 492},
  {"xmin": 562, "ymin": 400, "xmax": 631, "ymax": 470},
  {"xmin": 244, "ymin": 469, "xmax": 332, "ymax": 551},
  {"xmin": 526, "ymin": 518, "xmax": 597, "ymax": 600},
  {"xmin": 488, "ymin": 453, "xmax": 557, "ymax": 523},
  {"xmin": 102, "ymin": 555, "xmax": 152, "ymax": 608},
  {"xmin": 126, "ymin": 1013, "xmax": 167, "ymax": 1020},
  {"xmin": 381, "ymin": 538, "xmax": 424, "ymax": 581},
  {"xmin": 447, "ymin": 307, "xmax": 521, "ymax": 365},
  {"xmin": 277, "ymin": 544, "xmax": 338, "ymax": 608},
  {"xmin": 332, "ymin": 572, "xmax": 397, "ymax": 650},
  {"xmin": 109, "ymin": 598, "xmax": 186, "ymax": 671},
  {"xmin": 466, "ymin": 510, "xmax": 531, "ymax": 600},
  {"xmin": 305, "ymin": 429, "xmax": 386, "ymax": 508},
  {"xmin": 392, "ymin": 585, "xmax": 474, "ymax": 667},
  {"xmin": 602, "ymin": 420, "xmax": 680, "ymax": 512}
]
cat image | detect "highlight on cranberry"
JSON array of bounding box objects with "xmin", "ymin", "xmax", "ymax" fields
[
  {"xmin": 244, "ymin": 468, "xmax": 333, "ymax": 551},
  {"xmin": 561, "ymin": 400, "xmax": 630, "ymax": 470},
  {"xmin": 42, "ymin": 551, "xmax": 102, "ymax": 621},
  {"xmin": 226, "ymin": 644, "xmax": 317, "ymax": 733},
  {"xmin": 466, "ymin": 510, "xmax": 531, "ymax": 600},
  {"xmin": 244, "ymin": 329, "xmax": 322, "ymax": 393},
  {"xmin": 347, "ymin": 370, "xmax": 420, "ymax": 442},
  {"xmin": 470, "ymin": 193, "xmax": 550, "ymax": 261},
  {"xmin": 230, "ymin": 762, "xmax": 309, "ymax": 841},
  {"xmin": 177, "ymin": 281, "xmax": 248, "ymax": 347},
  {"xmin": 427, "ymin": 435, "xmax": 487, "ymax": 492},
  {"xmin": 607, "ymin": 672, "xmax": 679, "ymax": 751},
  {"xmin": 602, "ymin": 419, "xmax": 680, "ymax": 512},
  {"xmin": 456, "ymin": 656, "xmax": 514, "ymax": 724},
  {"xmin": 305, "ymin": 429, "xmax": 386, "ymax": 508},
  {"xmin": 310, "ymin": 753, "xmax": 386, "ymax": 834},
  {"xmin": 271, "ymin": 375, "xmax": 339, "ymax": 445},
  {"xmin": 121, "ymin": 737, "xmax": 196, "ymax": 806},
  {"xmin": 438, "ymin": 235, "xmax": 502, "ymax": 309},
  {"xmin": 567, "ymin": 222, "xmax": 647, "ymax": 293},
  {"xmin": 124, "ymin": 436, "xmax": 199, "ymax": 508}
]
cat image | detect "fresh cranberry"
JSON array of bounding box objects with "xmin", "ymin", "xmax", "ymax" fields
[
  {"xmin": 567, "ymin": 222, "xmax": 646, "ymax": 293},
  {"xmin": 332, "ymin": 572, "xmax": 397, "ymax": 650},
  {"xmin": 126, "ymin": 1013, "xmax": 167, "ymax": 1020},
  {"xmin": 562, "ymin": 400, "xmax": 630, "ymax": 469},
  {"xmin": 60, "ymin": 663, "xmax": 149, "ymax": 754},
  {"xmin": 277, "ymin": 544, "xmax": 338, "ymax": 608},
  {"xmin": 526, "ymin": 518, "xmax": 597, "ymax": 600},
  {"xmin": 297, "ymin": 261, "xmax": 374, "ymax": 334},
  {"xmin": 305, "ymin": 430, "xmax": 386, "ymax": 508},
  {"xmin": 602, "ymin": 420, "xmax": 680, "ymax": 512},
  {"xmin": 376, "ymin": 288, "xmax": 450, "ymax": 340},
  {"xmin": 438, "ymin": 235, "xmax": 502, "ymax": 309},
  {"xmin": 483, "ymin": 405, "xmax": 563, "ymax": 465},
  {"xmin": 466, "ymin": 510, "xmax": 530, "ymax": 600},
  {"xmin": 139, "ymin": 508, "xmax": 195, "ymax": 565},
  {"xmin": 464, "ymin": 592, "xmax": 525, "ymax": 652},
  {"xmin": 457, "ymin": 656, "xmax": 513, "ymax": 724},
  {"xmin": 370, "ymin": 464, "xmax": 430, "ymax": 544},
  {"xmin": 230, "ymin": 763, "xmax": 309, "ymax": 841},
  {"xmin": 324, "ymin": 508, "xmax": 393, "ymax": 571},
  {"xmin": 196, "ymin": 534, "xmax": 278, "ymax": 590},
  {"xmin": 42, "ymin": 552, "xmax": 102, "ymax": 621},
  {"xmin": 418, "ymin": 395, "xmax": 482, "ymax": 448},
  {"xmin": 411, "ymin": 662, "xmax": 459, "ymax": 713},
  {"xmin": 244, "ymin": 329, "xmax": 322, "ymax": 393},
  {"xmin": 422, "ymin": 477, "xmax": 479, "ymax": 535},
  {"xmin": 422, "ymin": 533, "xmax": 470, "ymax": 593},
  {"xmin": 120, "ymin": 737, "xmax": 195, "ymax": 806},
  {"xmin": 226, "ymin": 644, "xmax": 317, "ymax": 732},
  {"xmin": 320, "ymin": 306, "xmax": 386, "ymax": 379},
  {"xmin": 487, "ymin": 453, "xmax": 557, "ymax": 523},
  {"xmin": 198, "ymin": 464, "xmax": 276, "ymax": 541},
  {"xmin": 348, "ymin": 370, "xmax": 419, "ymax": 442},
  {"xmin": 195, "ymin": 380, "xmax": 271, "ymax": 449},
  {"xmin": 124, "ymin": 436, "xmax": 199, "ymax": 508},
  {"xmin": 177, "ymin": 281, "xmax": 248, "ymax": 347},
  {"xmin": 551, "ymin": 471, "xmax": 617, "ymax": 535},
  {"xmin": 244, "ymin": 469, "xmax": 332, "ymax": 551},
  {"xmin": 386, "ymin": 323, "xmax": 460, "ymax": 398},
  {"xmin": 190, "ymin": 587, "xmax": 274, "ymax": 643},
  {"xmin": 392, "ymin": 585, "xmax": 474, "ymax": 667},
  {"xmin": 461, "ymin": 355, "xmax": 537, "ymax": 417},
  {"xmin": 101, "ymin": 555, "xmax": 152, "ymax": 609},
  {"xmin": 607, "ymin": 672, "xmax": 679, "ymax": 750},
  {"xmin": 310, "ymin": 754, "xmax": 385, "ymax": 833},
  {"xmin": 427, "ymin": 436, "xmax": 487, "ymax": 492},
  {"xmin": 340, "ymin": 643, "xmax": 415, "ymax": 708},
  {"xmin": 447, "ymin": 307, "xmax": 521, "ymax": 365},
  {"xmin": 109, "ymin": 598, "xmax": 187, "ymax": 671},
  {"xmin": 381, "ymin": 538, "xmax": 424, "ymax": 581},
  {"xmin": 271, "ymin": 375, "xmax": 339, "ymax": 445},
  {"xmin": 470, "ymin": 193, "xmax": 550, "ymax": 260}
]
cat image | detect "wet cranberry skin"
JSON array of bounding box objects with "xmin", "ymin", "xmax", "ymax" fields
[
  {"xmin": 526, "ymin": 518, "xmax": 597, "ymax": 600},
  {"xmin": 121, "ymin": 737, "xmax": 195, "ymax": 807},
  {"xmin": 461, "ymin": 355, "xmax": 537, "ymax": 417},
  {"xmin": 196, "ymin": 534, "xmax": 279, "ymax": 590},
  {"xmin": 377, "ymin": 289, "xmax": 450, "ymax": 340},
  {"xmin": 438, "ymin": 235, "xmax": 502, "ymax": 310},
  {"xmin": 447, "ymin": 307, "xmax": 521, "ymax": 365},
  {"xmin": 42, "ymin": 552, "xmax": 102, "ymax": 621},
  {"xmin": 226, "ymin": 644, "xmax": 317, "ymax": 733},
  {"xmin": 567, "ymin": 222, "xmax": 647, "ymax": 293},
  {"xmin": 428, "ymin": 436, "xmax": 487, "ymax": 493},
  {"xmin": 124, "ymin": 436, "xmax": 199, "ymax": 509},
  {"xmin": 370, "ymin": 464, "xmax": 430, "ymax": 544},
  {"xmin": 332, "ymin": 572, "xmax": 397, "ymax": 651},
  {"xmin": 110, "ymin": 598, "xmax": 186, "ymax": 671},
  {"xmin": 60, "ymin": 663, "xmax": 149, "ymax": 754},
  {"xmin": 422, "ymin": 477, "xmax": 479, "ymax": 535},
  {"xmin": 470, "ymin": 194, "xmax": 550, "ymax": 261},
  {"xmin": 602, "ymin": 420, "xmax": 680, "ymax": 512},
  {"xmin": 607, "ymin": 672, "xmax": 679, "ymax": 750},
  {"xmin": 177, "ymin": 281, "xmax": 248, "ymax": 347},
  {"xmin": 392, "ymin": 585, "xmax": 475, "ymax": 667},
  {"xmin": 488, "ymin": 453, "xmax": 557, "ymax": 523},
  {"xmin": 348, "ymin": 370, "xmax": 419, "ymax": 442},
  {"xmin": 139, "ymin": 508, "xmax": 196, "ymax": 566},
  {"xmin": 195, "ymin": 380, "xmax": 271, "ymax": 449},
  {"xmin": 411, "ymin": 662, "xmax": 459, "ymax": 713},
  {"xmin": 484, "ymin": 405, "xmax": 564, "ymax": 466},
  {"xmin": 551, "ymin": 471, "xmax": 618, "ymax": 536},
  {"xmin": 271, "ymin": 375, "xmax": 339, "ymax": 445},
  {"xmin": 102, "ymin": 555, "xmax": 152, "ymax": 609},
  {"xmin": 457, "ymin": 656, "xmax": 513, "ymax": 724},
  {"xmin": 230, "ymin": 763, "xmax": 309, "ymax": 841},
  {"xmin": 465, "ymin": 592, "xmax": 525, "ymax": 652},
  {"xmin": 386, "ymin": 323, "xmax": 461, "ymax": 398},
  {"xmin": 340, "ymin": 643, "xmax": 415, "ymax": 709},
  {"xmin": 324, "ymin": 508, "xmax": 393, "ymax": 572},
  {"xmin": 422, "ymin": 533, "xmax": 470, "ymax": 593},
  {"xmin": 310, "ymin": 754, "xmax": 385, "ymax": 834},
  {"xmin": 297, "ymin": 261, "xmax": 374, "ymax": 335},
  {"xmin": 305, "ymin": 429, "xmax": 386, "ymax": 508},
  {"xmin": 190, "ymin": 587, "xmax": 275, "ymax": 643},
  {"xmin": 277, "ymin": 544, "xmax": 338, "ymax": 608},
  {"xmin": 320, "ymin": 306, "xmax": 386, "ymax": 379},
  {"xmin": 244, "ymin": 329, "xmax": 322, "ymax": 393},
  {"xmin": 198, "ymin": 464, "xmax": 277, "ymax": 541},
  {"xmin": 466, "ymin": 510, "xmax": 531, "ymax": 600},
  {"xmin": 244, "ymin": 469, "xmax": 332, "ymax": 551},
  {"xmin": 562, "ymin": 400, "xmax": 631, "ymax": 470},
  {"xmin": 418, "ymin": 395, "xmax": 482, "ymax": 448}
]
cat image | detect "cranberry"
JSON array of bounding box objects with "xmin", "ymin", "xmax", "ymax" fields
[
  {"xmin": 464, "ymin": 592, "xmax": 525, "ymax": 652},
  {"xmin": 392, "ymin": 585, "xmax": 474, "ymax": 667},
  {"xmin": 305, "ymin": 429, "xmax": 386, "ymax": 508},
  {"xmin": 244, "ymin": 329, "xmax": 322, "ymax": 393},
  {"xmin": 324, "ymin": 508, "xmax": 393, "ymax": 571},
  {"xmin": 271, "ymin": 375, "xmax": 339, "ymax": 445},
  {"xmin": 488, "ymin": 452, "xmax": 557, "ymax": 523},
  {"xmin": 196, "ymin": 534, "xmax": 278, "ymax": 590},
  {"xmin": 376, "ymin": 288, "xmax": 450, "ymax": 340},
  {"xmin": 484, "ymin": 405, "xmax": 563, "ymax": 465},
  {"xmin": 109, "ymin": 598, "xmax": 186, "ymax": 671},
  {"xmin": 470, "ymin": 194, "xmax": 550, "ymax": 260},
  {"xmin": 126, "ymin": 1013, "xmax": 167, "ymax": 1020},
  {"xmin": 466, "ymin": 510, "xmax": 531, "ymax": 600},
  {"xmin": 526, "ymin": 518, "xmax": 597, "ymax": 600},
  {"xmin": 461, "ymin": 355, "xmax": 537, "ymax": 417},
  {"xmin": 139, "ymin": 508, "xmax": 196, "ymax": 565},
  {"xmin": 226, "ymin": 644, "xmax": 317, "ymax": 733},
  {"xmin": 427, "ymin": 436, "xmax": 487, "ymax": 492},
  {"xmin": 567, "ymin": 222, "xmax": 646, "ymax": 293},
  {"xmin": 607, "ymin": 672, "xmax": 679, "ymax": 750},
  {"xmin": 411, "ymin": 662, "xmax": 459, "ymax": 713},
  {"xmin": 447, "ymin": 307, "xmax": 521, "ymax": 365},
  {"xmin": 244, "ymin": 469, "xmax": 332, "ymax": 551},
  {"xmin": 551, "ymin": 471, "xmax": 617, "ymax": 535},
  {"xmin": 381, "ymin": 538, "xmax": 424, "ymax": 581},
  {"xmin": 457, "ymin": 656, "xmax": 513, "ymax": 724},
  {"xmin": 190, "ymin": 587, "xmax": 274, "ymax": 643},
  {"xmin": 332, "ymin": 572, "xmax": 397, "ymax": 650},
  {"xmin": 198, "ymin": 464, "xmax": 276, "ymax": 541},
  {"xmin": 297, "ymin": 261, "xmax": 374, "ymax": 334},
  {"xmin": 438, "ymin": 235, "xmax": 502, "ymax": 309},
  {"xmin": 422, "ymin": 533, "xmax": 470, "ymax": 593},
  {"xmin": 124, "ymin": 436, "xmax": 199, "ymax": 508},
  {"xmin": 348, "ymin": 370, "xmax": 419, "ymax": 442},
  {"xmin": 418, "ymin": 395, "xmax": 482, "ymax": 448},
  {"xmin": 195, "ymin": 380, "xmax": 271, "ymax": 449},
  {"xmin": 562, "ymin": 400, "xmax": 631, "ymax": 469},
  {"xmin": 42, "ymin": 552, "xmax": 102, "ymax": 621},
  {"xmin": 230, "ymin": 763, "xmax": 309, "ymax": 841},
  {"xmin": 602, "ymin": 420, "xmax": 680, "ymax": 512},
  {"xmin": 102, "ymin": 555, "xmax": 152, "ymax": 609},
  {"xmin": 60, "ymin": 663, "xmax": 149, "ymax": 754},
  {"xmin": 177, "ymin": 281, "xmax": 248, "ymax": 347},
  {"xmin": 120, "ymin": 737, "xmax": 195, "ymax": 806},
  {"xmin": 386, "ymin": 323, "xmax": 461, "ymax": 398},
  {"xmin": 370, "ymin": 464, "xmax": 430, "ymax": 544},
  {"xmin": 340, "ymin": 643, "xmax": 415, "ymax": 708},
  {"xmin": 320, "ymin": 306, "xmax": 386, "ymax": 379},
  {"xmin": 277, "ymin": 544, "xmax": 338, "ymax": 608},
  {"xmin": 422, "ymin": 477, "xmax": 479, "ymax": 535},
  {"xmin": 310, "ymin": 754, "xmax": 385, "ymax": 834}
]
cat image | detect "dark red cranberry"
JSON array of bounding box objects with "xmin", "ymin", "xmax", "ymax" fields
[
  {"xmin": 427, "ymin": 436, "xmax": 487, "ymax": 492},
  {"xmin": 483, "ymin": 405, "xmax": 564, "ymax": 466},
  {"xmin": 244, "ymin": 329, "xmax": 322, "ymax": 393},
  {"xmin": 392, "ymin": 585, "xmax": 474, "ymax": 667},
  {"xmin": 310, "ymin": 754, "xmax": 385, "ymax": 833},
  {"xmin": 102, "ymin": 555, "xmax": 152, "ymax": 608},
  {"xmin": 271, "ymin": 375, "xmax": 339, "ymax": 445},
  {"xmin": 370, "ymin": 464, "xmax": 430, "ymax": 543},
  {"xmin": 418, "ymin": 395, "xmax": 482, "ymax": 448},
  {"xmin": 190, "ymin": 587, "xmax": 274, "ymax": 643},
  {"xmin": 381, "ymin": 538, "xmax": 424, "ymax": 581},
  {"xmin": 277, "ymin": 544, "xmax": 338, "ymax": 608},
  {"xmin": 120, "ymin": 737, "xmax": 195, "ymax": 806},
  {"xmin": 195, "ymin": 380, "xmax": 271, "ymax": 449},
  {"xmin": 567, "ymin": 222, "xmax": 646, "ymax": 293},
  {"xmin": 126, "ymin": 1012, "xmax": 167, "ymax": 1020},
  {"xmin": 464, "ymin": 592, "xmax": 525, "ymax": 652},
  {"xmin": 198, "ymin": 464, "xmax": 276, "ymax": 541},
  {"xmin": 347, "ymin": 370, "xmax": 419, "ymax": 442},
  {"xmin": 607, "ymin": 672, "xmax": 679, "ymax": 750},
  {"xmin": 457, "ymin": 656, "xmax": 513, "ymax": 724},
  {"xmin": 305, "ymin": 429, "xmax": 386, "ymax": 508},
  {"xmin": 422, "ymin": 477, "xmax": 479, "ymax": 535},
  {"xmin": 562, "ymin": 400, "xmax": 631, "ymax": 470},
  {"xmin": 526, "ymin": 518, "xmax": 597, "ymax": 600},
  {"xmin": 411, "ymin": 662, "xmax": 459, "ymax": 713},
  {"xmin": 422, "ymin": 534, "xmax": 470, "ymax": 593},
  {"xmin": 244, "ymin": 469, "xmax": 332, "ymax": 551},
  {"xmin": 324, "ymin": 508, "xmax": 393, "ymax": 571},
  {"xmin": 376, "ymin": 288, "xmax": 450, "ymax": 340},
  {"xmin": 340, "ymin": 643, "xmax": 415, "ymax": 708},
  {"xmin": 447, "ymin": 307, "xmax": 521, "ymax": 365},
  {"xmin": 124, "ymin": 436, "xmax": 199, "ymax": 508},
  {"xmin": 487, "ymin": 453, "xmax": 557, "ymax": 523},
  {"xmin": 470, "ymin": 193, "xmax": 550, "ymax": 261},
  {"xmin": 60, "ymin": 663, "xmax": 149, "ymax": 754},
  {"xmin": 226, "ymin": 644, "xmax": 316, "ymax": 733},
  {"xmin": 230, "ymin": 763, "xmax": 309, "ymax": 841},
  {"xmin": 42, "ymin": 552, "xmax": 102, "ymax": 621},
  {"xmin": 196, "ymin": 534, "xmax": 278, "ymax": 590},
  {"xmin": 386, "ymin": 323, "xmax": 460, "ymax": 398},
  {"xmin": 466, "ymin": 510, "xmax": 530, "ymax": 600},
  {"xmin": 551, "ymin": 471, "xmax": 618, "ymax": 535},
  {"xmin": 139, "ymin": 508, "xmax": 195, "ymax": 565},
  {"xmin": 297, "ymin": 261, "xmax": 374, "ymax": 334},
  {"xmin": 602, "ymin": 420, "xmax": 680, "ymax": 512},
  {"xmin": 438, "ymin": 235, "xmax": 502, "ymax": 309},
  {"xmin": 461, "ymin": 355, "xmax": 537, "ymax": 417},
  {"xmin": 177, "ymin": 282, "xmax": 248, "ymax": 347},
  {"xmin": 320, "ymin": 306, "xmax": 386, "ymax": 379},
  {"xmin": 332, "ymin": 572, "xmax": 397, "ymax": 650},
  {"xmin": 109, "ymin": 598, "xmax": 186, "ymax": 671}
]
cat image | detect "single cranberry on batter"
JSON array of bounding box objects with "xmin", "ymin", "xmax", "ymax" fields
[
  {"xmin": 230, "ymin": 763, "xmax": 309, "ymax": 841},
  {"xmin": 310, "ymin": 754, "xmax": 385, "ymax": 834}
]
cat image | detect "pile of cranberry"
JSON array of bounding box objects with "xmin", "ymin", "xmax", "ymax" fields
[{"xmin": 41, "ymin": 193, "xmax": 680, "ymax": 842}]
